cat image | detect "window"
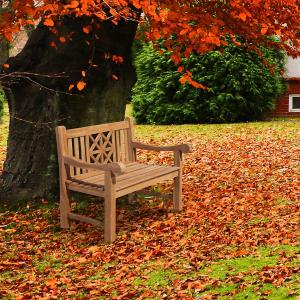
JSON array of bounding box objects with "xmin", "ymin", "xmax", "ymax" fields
[{"xmin": 289, "ymin": 95, "xmax": 300, "ymax": 112}]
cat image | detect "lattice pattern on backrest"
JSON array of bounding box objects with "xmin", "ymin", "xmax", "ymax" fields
[
  {"xmin": 65, "ymin": 120, "xmax": 133, "ymax": 176},
  {"xmin": 89, "ymin": 131, "xmax": 114, "ymax": 163}
]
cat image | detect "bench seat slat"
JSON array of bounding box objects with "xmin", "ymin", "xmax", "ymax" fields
[
  {"xmin": 117, "ymin": 172, "xmax": 178, "ymax": 198},
  {"xmin": 116, "ymin": 165, "xmax": 178, "ymax": 190},
  {"xmin": 82, "ymin": 163, "xmax": 154, "ymax": 184},
  {"xmin": 66, "ymin": 180, "xmax": 105, "ymax": 197},
  {"xmin": 72, "ymin": 162, "xmax": 141, "ymax": 181}
]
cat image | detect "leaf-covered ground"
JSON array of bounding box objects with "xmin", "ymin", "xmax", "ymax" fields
[{"xmin": 0, "ymin": 104, "xmax": 300, "ymax": 299}]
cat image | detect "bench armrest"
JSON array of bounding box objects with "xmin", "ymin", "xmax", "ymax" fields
[
  {"xmin": 63, "ymin": 156, "xmax": 126, "ymax": 174},
  {"xmin": 131, "ymin": 141, "xmax": 192, "ymax": 153}
]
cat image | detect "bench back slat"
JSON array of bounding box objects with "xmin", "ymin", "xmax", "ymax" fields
[
  {"xmin": 73, "ymin": 137, "xmax": 80, "ymax": 175},
  {"xmin": 66, "ymin": 121, "xmax": 129, "ymax": 138},
  {"xmin": 67, "ymin": 138, "xmax": 75, "ymax": 176},
  {"xmin": 56, "ymin": 118, "xmax": 134, "ymax": 177}
]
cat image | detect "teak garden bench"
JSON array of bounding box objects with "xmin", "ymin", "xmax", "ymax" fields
[{"xmin": 56, "ymin": 117, "xmax": 191, "ymax": 242}]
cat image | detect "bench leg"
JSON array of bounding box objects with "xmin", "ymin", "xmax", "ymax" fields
[
  {"xmin": 173, "ymin": 175, "xmax": 182, "ymax": 211},
  {"xmin": 60, "ymin": 189, "xmax": 71, "ymax": 228},
  {"xmin": 173, "ymin": 151, "xmax": 183, "ymax": 211},
  {"xmin": 104, "ymin": 171, "xmax": 116, "ymax": 243}
]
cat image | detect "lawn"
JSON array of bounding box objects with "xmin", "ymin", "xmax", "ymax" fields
[
  {"xmin": 0, "ymin": 102, "xmax": 8, "ymax": 170},
  {"xmin": 0, "ymin": 103, "xmax": 300, "ymax": 299}
]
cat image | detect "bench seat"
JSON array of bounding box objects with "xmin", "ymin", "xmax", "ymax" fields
[{"xmin": 67, "ymin": 162, "xmax": 180, "ymax": 198}]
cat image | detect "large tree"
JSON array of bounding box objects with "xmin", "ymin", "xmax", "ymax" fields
[{"xmin": 1, "ymin": 0, "xmax": 300, "ymax": 201}]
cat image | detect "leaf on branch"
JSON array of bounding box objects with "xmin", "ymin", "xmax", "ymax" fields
[
  {"xmin": 3, "ymin": 31, "xmax": 13, "ymax": 42},
  {"xmin": 49, "ymin": 41, "xmax": 58, "ymax": 49},
  {"xmin": 179, "ymin": 72, "xmax": 207, "ymax": 90},
  {"xmin": 44, "ymin": 19, "xmax": 54, "ymax": 27},
  {"xmin": 68, "ymin": 84, "xmax": 75, "ymax": 91},
  {"xmin": 177, "ymin": 66, "xmax": 184, "ymax": 73},
  {"xmin": 170, "ymin": 54, "xmax": 181, "ymax": 65},
  {"xmin": 179, "ymin": 76, "xmax": 188, "ymax": 85},
  {"xmin": 190, "ymin": 79, "xmax": 207, "ymax": 89},
  {"xmin": 82, "ymin": 26, "xmax": 91, "ymax": 34},
  {"xmin": 65, "ymin": 1, "xmax": 79, "ymax": 9},
  {"xmin": 238, "ymin": 13, "xmax": 247, "ymax": 21},
  {"xmin": 2, "ymin": 64, "xmax": 10, "ymax": 69},
  {"xmin": 26, "ymin": 20, "xmax": 35, "ymax": 26},
  {"xmin": 261, "ymin": 25, "xmax": 268, "ymax": 35},
  {"xmin": 132, "ymin": 0, "xmax": 142, "ymax": 9},
  {"xmin": 112, "ymin": 55, "xmax": 124, "ymax": 64},
  {"xmin": 112, "ymin": 74, "xmax": 119, "ymax": 80},
  {"xmin": 152, "ymin": 30, "xmax": 161, "ymax": 40},
  {"xmin": 77, "ymin": 81, "xmax": 86, "ymax": 91},
  {"xmin": 180, "ymin": 29, "xmax": 189, "ymax": 35}
]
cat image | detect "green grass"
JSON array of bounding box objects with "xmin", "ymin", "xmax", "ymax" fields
[
  {"xmin": 0, "ymin": 103, "xmax": 299, "ymax": 148},
  {"xmin": 34, "ymin": 255, "xmax": 64, "ymax": 272},
  {"xmin": 134, "ymin": 121, "xmax": 300, "ymax": 142},
  {"xmin": 0, "ymin": 100, "xmax": 8, "ymax": 148},
  {"xmin": 194, "ymin": 245, "xmax": 300, "ymax": 299},
  {"xmin": 125, "ymin": 104, "xmax": 300, "ymax": 143},
  {"xmin": 201, "ymin": 253, "xmax": 278, "ymax": 281},
  {"xmin": 146, "ymin": 268, "xmax": 175, "ymax": 289},
  {"xmin": 125, "ymin": 103, "xmax": 133, "ymax": 118}
]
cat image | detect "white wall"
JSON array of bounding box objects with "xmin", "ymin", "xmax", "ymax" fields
[{"xmin": 286, "ymin": 57, "xmax": 300, "ymax": 78}]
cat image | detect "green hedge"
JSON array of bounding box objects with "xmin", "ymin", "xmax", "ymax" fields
[{"xmin": 132, "ymin": 43, "xmax": 285, "ymax": 124}]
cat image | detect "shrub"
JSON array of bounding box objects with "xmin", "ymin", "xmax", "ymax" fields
[{"xmin": 132, "ymin": 43, "xmax": 285, "ymax": 124}]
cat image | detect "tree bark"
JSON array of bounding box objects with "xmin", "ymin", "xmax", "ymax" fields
[{"xmin": 0, "ymin": 17, "xmax": 137, "ymax": 202}]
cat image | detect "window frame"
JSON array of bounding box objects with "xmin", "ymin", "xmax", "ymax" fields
[{"xmin": 289, "ymin": 94, "xmax": 300, "ymax": 112}]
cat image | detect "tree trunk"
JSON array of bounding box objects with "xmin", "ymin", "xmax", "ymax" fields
[{"xmin": 0, "ymin": 18, "xmax": 137, "ymax": 202}]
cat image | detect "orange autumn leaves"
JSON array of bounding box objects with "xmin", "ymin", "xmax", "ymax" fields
[
  {"xmin": 2, "ymin": 0, "xmax": 300, "ymax": 90},
  {"xmin": 67, "ymin": 54, "xmax": 123, "ymax": 92},
  {"xmin": 0, "ymin": 124, "xmax": 299, "ymax": 298},
  {"xmin": 3, "ymin": 0, "xmax": 300, "ymax": 55},
  {"xmin": 179, "ymin": 71, "xmax": 208, "ymax": 90}
]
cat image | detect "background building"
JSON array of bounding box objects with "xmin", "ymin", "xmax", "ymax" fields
[{"xmin": 272, "ymin": 57, "xmax": 300, "ymax": 117}]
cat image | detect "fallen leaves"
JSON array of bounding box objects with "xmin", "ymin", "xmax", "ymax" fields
[{"xmin": 0, "ymin": 121, "xmax": 300, "ymax": 298}]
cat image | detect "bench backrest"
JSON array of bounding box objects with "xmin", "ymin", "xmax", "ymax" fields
[{"xmin": 56, "ymin": 117, "xmax": 135, "ymax": 176}]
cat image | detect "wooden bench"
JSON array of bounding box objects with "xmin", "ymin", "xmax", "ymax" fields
[{"xmin": 55, "ymin": 118, "xmax": 191, "ymax": 242}]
